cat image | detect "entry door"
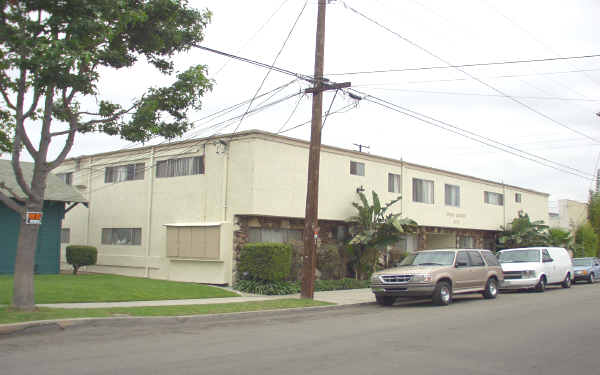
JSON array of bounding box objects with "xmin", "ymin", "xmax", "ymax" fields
[{"xmin": 453, "ymin": 251, "xmax": 471, "ymax": 291}]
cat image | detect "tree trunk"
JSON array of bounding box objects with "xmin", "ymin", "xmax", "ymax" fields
[{"xmin": 12, "ymin": 209, "xmax": 42, "ymax": 311}]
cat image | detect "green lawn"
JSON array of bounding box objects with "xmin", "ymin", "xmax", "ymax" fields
[
  {"xmin": 0, "ymin": 299, "xmax": 332, "ymax": 324},
  {"xmin": 0, "ymin": 274, "xmax": 239, "ymax": 304}
]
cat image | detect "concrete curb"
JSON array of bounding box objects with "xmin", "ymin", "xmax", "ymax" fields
[{"xmin": 0, "ymin": 302, "xmax": 374, "ymax": 337}]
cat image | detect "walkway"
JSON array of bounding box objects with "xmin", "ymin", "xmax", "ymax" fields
[{"xmin": 37, "ymin": 288, "xmax": 374, "ymax": 309}]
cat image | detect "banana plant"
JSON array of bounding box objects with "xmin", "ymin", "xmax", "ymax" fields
[{"xmin": 346, "ymin": 190, "xmax": 417, "ymax": 279}]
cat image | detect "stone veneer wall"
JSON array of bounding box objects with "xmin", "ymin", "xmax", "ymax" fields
[{"xmin": 233, "ymin": 215, "xmax": 348, "ymax": 282}]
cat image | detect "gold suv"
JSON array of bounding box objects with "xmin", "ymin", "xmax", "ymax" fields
[{"xmin": 370, "ymin": 249, "xmax": 504, "ymax": 306}]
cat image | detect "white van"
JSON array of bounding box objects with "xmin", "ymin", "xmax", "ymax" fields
[{"xmin": 498, "ymin": 247, "xmax": 574, "ymax": 292}]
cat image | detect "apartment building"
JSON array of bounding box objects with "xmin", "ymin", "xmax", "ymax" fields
[
  {"xmin": 549, "ymin": 199, "xmax": 588, "ymax": 233},
  {"xmin": 55, "ymin": 130, "xmax": 549, "ymax": 285}
]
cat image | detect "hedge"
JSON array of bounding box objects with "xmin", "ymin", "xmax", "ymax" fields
[
  {"xmin": 66, "ymin": 245, "xmax": 98, "ymax": 275},
  {"xmin": 238, "ymin": 242, "xmax": 292, "ymax": 282}
]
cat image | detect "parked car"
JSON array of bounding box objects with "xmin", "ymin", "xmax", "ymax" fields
[
  {"xmin": 498, "ymin": 247, "xmax": 573, "ymax": 292},
  {"xmin": 572, "ymin": 257, "xmax": 600, "ymax": 284},
  {"xmin": 370, "ymin": 249, "xmax": 504, "ymax": 306}
]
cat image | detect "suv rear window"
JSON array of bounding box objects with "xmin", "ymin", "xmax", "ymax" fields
[{"xmin": 482, "ymin": 251, "xmax": 500, "ymax": 266}]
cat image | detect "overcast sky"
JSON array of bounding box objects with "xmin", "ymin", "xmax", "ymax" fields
[{"xmin": 17, "ymin": 0, "xmax": 600, "ymax": 208}]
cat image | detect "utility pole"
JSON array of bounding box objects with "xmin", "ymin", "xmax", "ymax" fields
[{"xmin": 301, "ymin": 0, "xmax": 349, "ymax": 299}]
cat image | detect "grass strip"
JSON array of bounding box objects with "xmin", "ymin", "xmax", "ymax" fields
[
  {"xmin": 0, "ymin": 299, "xmax": 333, "ymax": 324},
  {"xmin": 0, "ymin": 274, "xmax": 239, "ymax": 304}
]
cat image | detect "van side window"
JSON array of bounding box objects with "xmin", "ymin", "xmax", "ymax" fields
[
  {"xmin": 482, "ymin": 251, "xmax": 500, "ymax": 266},
  {"xmin": 467, "ymin": 251, "xmax": 485, "ymax": 266},
  {"xmin": 542, "ymin": 249, "xmax": 552, "ymax": 262}
]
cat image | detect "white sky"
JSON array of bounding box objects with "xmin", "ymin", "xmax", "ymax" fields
[{"xmin": 14, "ymin": 0, "xmax": 600, "ymax": 207}]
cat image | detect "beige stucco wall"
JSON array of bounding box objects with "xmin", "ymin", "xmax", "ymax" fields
[
  {"xmin": 246, "ymin": 136, "xmax": 549, "ymax": 230},
  {"xmin": 549, "ymin": 199, "xmax": 588, "ymax": 232},
  {"xmin": 56, "ymin": 131, "xmax": 549, "ymax": 284}
]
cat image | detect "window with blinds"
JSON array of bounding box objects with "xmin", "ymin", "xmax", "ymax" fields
[
  {"xmin": 167, "ymin": 226, "xmax": 220, "ymax": 259},
  {"xmin": 445, "ymin": 184, "xmax": 460, "ymax": 207},
  {"xmin": 156, "ymin": 156, "xmax": 204, "ymax": 178},
  {"xmin": 484, "ymin": 191, "xmax": 504, "ymax": 206},
  {"xmin": 413, "ymin": 178, "xmax": 434, "ymax": 204},
  {"xmin": 56, "ymin": 172, "xmax": 73, "ymax": 185},
  {"xmin": 104, "ymin": 163, "xmax": 145, "ymax": 183},
  {"xmin": 388, "ymin": 173, "xmax": 401, "ymax": 193},
  {"xmin": 101, "ymin": 228, "xmax": 142, "ymax": 245},
  {"xmin": 350, "ymin": 161, "xmax": 365, "ymax": 176}
]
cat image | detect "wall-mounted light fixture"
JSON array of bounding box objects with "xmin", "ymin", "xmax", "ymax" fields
[{"xmin": 356, "ymin": 185, "xmax": 365, "ymax": 193}]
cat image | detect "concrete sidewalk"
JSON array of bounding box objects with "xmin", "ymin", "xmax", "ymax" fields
[{"xmin": 36, "ymin": 288, "xmax": 374, "ymax": 309}]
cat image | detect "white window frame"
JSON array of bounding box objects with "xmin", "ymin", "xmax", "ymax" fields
[
  {"xmin": 156, "ymin": 156, "xmax": 204, "ymax": 178},
  {"xmin": 388, "ymin": 173, "xmax": 401, "ymax": 193},
  {"xmin": 105, "ymin": 163, "xmax": 145, "ymax": 183},
  {"xmin": 101, "ymin": 228, "xmax": 142, "ymax": 245},
  {"xmin": 412, "ymin": 178, "xmax": 434, "ymax": 204},
  {"xmin": 350, "ymin": 161, "xmax": 365, "ymax": 176},
  {"xmin": 445, "ymin": 184, "xmax": 460, "ymax": 207},
  {"xmin": 515, "ymin": 193, "xmax": 522, "ymax": 203},
  {"xmin": 61, "ymin": 228, "xmax": 70, "ymax": 243},
  {"xmin": 484, "ymin": 191, "xmax": 504, "ymax": 206},
  {"xmin": 57, "ymin": 172, "xmax": 73, "ymax": 185}
]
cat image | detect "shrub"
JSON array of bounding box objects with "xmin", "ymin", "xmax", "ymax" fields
[
  {"xmin": 317, "ymin": 244, "xmax": 344, "ymax": 280},
  {"xmin": 238, "ymin": 242, "xmax": 292, "ymax": 282},
  {"xmin": 66, "ymin": 245, "xmax": 98, "ymax": 275},
  {"xmin": 574, "ymin": 222, "xmax": 599, "ymax": 257},
  {"xmin": 233, "ymin": 278, "xmax": 370, "ymax": 295}
]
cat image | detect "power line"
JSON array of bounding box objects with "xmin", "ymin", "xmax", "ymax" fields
[
  {"xmin": 350, "ymin": 87, "xmax": 600, "ymax": 103},
  {"xmin": 327, "ymin": 55, "xmax": 600, "ymax": 76},
  {"xmin": 231, "ymin": 0, "xmax": 309, "ymax": 135},
  {"xmin": 350, "ymin": 89, "xmax": 595, "ymax": 180},
  {"xmin": 214, "ymin": 0, "xmax": 293, "ymax": 76},
  {"xmin": 341, "ymin": 2, "xmax": 600, "ymax": 145}
]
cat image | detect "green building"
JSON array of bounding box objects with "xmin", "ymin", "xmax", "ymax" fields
[{"xmin": 0, "ymin": 160, "xmax": 86, "ymax": 274}]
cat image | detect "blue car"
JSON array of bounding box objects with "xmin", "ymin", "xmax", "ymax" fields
[{"xmin": 572, "ymin": 257, "xmax": 600, "ymax": 284}]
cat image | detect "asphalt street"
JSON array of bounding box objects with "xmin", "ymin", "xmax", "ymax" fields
[{"xmin": 2, "ymin": 283, "xmax": 599, "ymax": 375}]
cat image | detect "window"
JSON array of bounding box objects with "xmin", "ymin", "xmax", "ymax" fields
[
  {"xmin": 467, "ymin": 251, "xmax": 485, "ymax": 266},
  {"xmin": 61, "ymin": 228, "xmax": 70, "ymax": 243},
  {"xmin": 455, "ymin": 251, "xmax": 470, "ymax": 267},
  {"xmin": 542, "ymin": 249, "xmax": 552, "ymax": 262},
  {"xmin": 412, "ymin": 178, "xmax": 434, "ymax": 204},
  {"xmin": 101, "ymin": 228, "xmax": 142, "ymax": 245},
  {"xmin": 515, "ymin": 193, "xmax": 522, "ymax": 203},
  {"xmin": 56, "ymin": 172, "xmax": 73, "ymax": 185},
  {"xmin": 156, "ymin": 156, "xmax": 204, "ymax": 178},
  {"xmin": 388, "ymin": 173, "xmax": 401, "ymax": 193},
  {"xmin": 482, "ymin": 251, "xmax": 500, "ymax": 266},
  {"xmin": 445, "ymin": 184, "xmax": 460, "ymax": 207},
  {"xmin": 247, "ymin": 228, "xmax": 303, "ymax": 243},
  {"xmin": 458, "ymin": 236, "xmax": 474, "ymax": 249},
  {"xmin": 105, "ymin": 163, "xmax": 144, "ymax": 183},
  {"xmin": 350, "ymin": 161, "xmax": 365, "ymax": 176},
  {"xmin": 484, "ymin": 191, "xmax": 504, "ymax": 206}
]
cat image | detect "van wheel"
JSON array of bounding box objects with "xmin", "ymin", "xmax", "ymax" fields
[
  {"xmin": 433, "ymin": 281, "xmax": 452, "ymax": 306},
  {"xmin": 561, "ymin": 273, "xmax": 572, "ymax": 288},
  {"xmin": 535, "ymin": 276, "xmax": 546, "ymax": 292},
  {"xmin": 482, "ymin": 278, "xmax": 498, "ymax": 299},
  {"xmin": 375, "ymin": 295, "xmax": 396, "ymax": 306}
]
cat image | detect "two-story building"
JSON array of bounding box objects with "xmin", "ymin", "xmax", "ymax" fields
[{"xmin": 55, "ymin": 130, "xmax": 549, "ymax": 285}]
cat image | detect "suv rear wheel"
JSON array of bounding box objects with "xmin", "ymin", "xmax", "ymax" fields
[
  {"xmin": 432, "ymin": 281, "xmax": 452, "ymax": 306},
  {"xmin": 375, "ymin": 295, "xmax": 396, "ymax": 306},
  {"xmin": 588, "ymin": 273, "xmax": 596, "ymax": 284},
  {"xmin": 482, "ymin": 278, "xmax": 498, "ymax": 299}
]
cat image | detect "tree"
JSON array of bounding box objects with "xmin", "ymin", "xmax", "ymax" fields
[
  {"xmin": 347, "ymin": 191, "xmax": 417, "ymax": 279},
  {"xmin": 588, "ymin": 192, "xmax": 600, "ymax": 237},
  {"xmin": 574, "ymin": 222, "xmax": 599, "ymax": 258},
  {"xmin": 547, "ymin": 227, "xmax": 572, "ymax": 249},
  {"xmin": 0, "ymin": 1, "xmax": 213, "ymax": 310},
  {"xmin": 497, "ymin": 212, "xmax": 548, "ymax": 249}
]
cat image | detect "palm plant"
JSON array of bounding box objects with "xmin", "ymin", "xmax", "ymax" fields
[
  {"xmin": 497, "ymin": 212, "xmax": 549, "ymax": 249},
  {"xmin": 347, "ymin": 191, "xmax": 417, "ymax": 279}
]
